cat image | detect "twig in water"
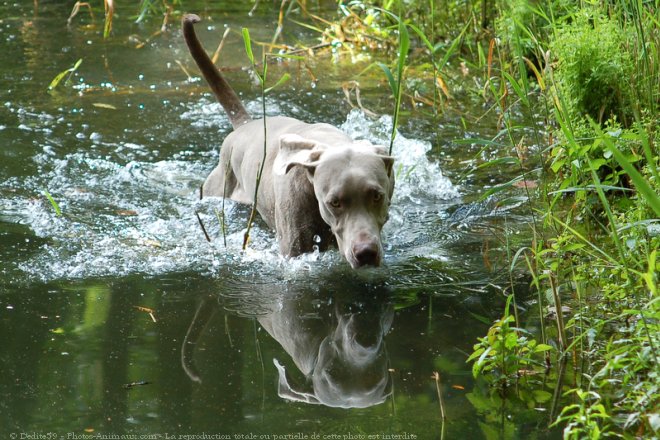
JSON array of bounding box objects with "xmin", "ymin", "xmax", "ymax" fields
[
  {"xmin": 433, "ymin": 371, "xmax": 447, "ymax": 421},
  {"xmin": 103, "ymin": 0, "xmax": 114, "ymax": 38},
  {"xmin": 212, "ymin": 28, "xmax": 232, "ymax": 65},
  {"xmin": 388, "ymin": 368, "xmax": 397, "ymax": 417},
  {"xmin": 269, "ymin": 0, "xmax": 290, "ymax": 51},
  {"xmin": 160, "ymin": 2, "xmax": 172, "ymax": 33},
  {"xmin": 123, "ymin": 380, "xmax": 151, "ymax": 390},
  {"xmin": 67, "ymin": 2, "xmax": 94, "ymax": 27},
  {"xmin": 134, "ymin": 305, "xmax": 157, "ymax": 323},
  {"xmin": 249, "ymin": 0, "xmax": 260, "ymax": 16},
  {"xmin": 220, "ymin": 148, "xmax": 234, "ymax": 248},
  {"xmin": 176, "ymin": 60, "xmax": 193, "ymax": 81},
  {"xmin": 196, "ymin": 184, "xmax": 211, "ymax": 242}
]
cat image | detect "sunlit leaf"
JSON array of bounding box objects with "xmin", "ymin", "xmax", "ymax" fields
[
  {"xmin": 265, "ymin": 73, "xmax": 291, "ymax": 94},
  {"xmin": 242, "ymin": 28, "xmax": 255, "ymax": 65},
  {"xmin": 534, "ymin": 344, "xmax": 553, "ymax": 352},
  {"xmin": 377, "ymin": 62, "xmax": 396, "ymax": 96}
]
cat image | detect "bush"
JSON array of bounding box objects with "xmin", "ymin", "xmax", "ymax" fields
[{"xmin": 550, "ymin": 12, "xmax": 635, "ymax": 125}]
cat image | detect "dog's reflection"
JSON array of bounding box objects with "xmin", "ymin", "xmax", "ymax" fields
[{"xmin": 182, "ymin": 286, "xmax": 393, "ymax": 408}]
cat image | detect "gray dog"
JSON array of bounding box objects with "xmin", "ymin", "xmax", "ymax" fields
[{"xmin": 183, "ymin": 14, "xmax": 395, "ymax": 268}]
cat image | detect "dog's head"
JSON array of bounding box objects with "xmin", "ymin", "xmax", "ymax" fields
[{"xmin": 277, "ymin": 134, "xmax": 394, "ymax": 268}]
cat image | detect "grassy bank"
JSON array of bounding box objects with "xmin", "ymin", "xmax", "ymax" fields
[{"xmin": 477, "ymin": 2, "xmax": 658, "ymax": 437}]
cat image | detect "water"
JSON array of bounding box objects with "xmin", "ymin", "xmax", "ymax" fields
[{"xmin": 1, "ymin": 2, "xmax": 558, "ymax": 439}]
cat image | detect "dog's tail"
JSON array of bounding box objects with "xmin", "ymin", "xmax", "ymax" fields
[{"xmin": 183, "ymin": 14, "xmax": 252, "ymax": 129}]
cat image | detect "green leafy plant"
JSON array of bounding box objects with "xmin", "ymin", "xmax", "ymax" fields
[
  {"xmin": 550, "ymin": 12, "xmax": 635, "ymax": 125},
  {"xmin": 552, "ymin": 389, "xmax": 616, "ymax": 439},
  {"xmin": 467, "ymin": 295, "xmax": 553, "ymax": 388}
]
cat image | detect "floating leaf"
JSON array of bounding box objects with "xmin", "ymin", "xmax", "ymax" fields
[
  {"xmin": 48, "ymin": 58, "xmax": 83, "ymax": 91},
  {"xmin": 512, "ymin": 180, "xmax": 538, "ymax": 189},
  {"xmin": 93, "ymin": 103, "xmax": 117, "ymax": 110}
]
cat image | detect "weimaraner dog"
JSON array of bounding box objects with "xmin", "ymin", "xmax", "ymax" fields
[{"xmin": 183, "ymin": 14, "xmax": 395, "ymax": 268}]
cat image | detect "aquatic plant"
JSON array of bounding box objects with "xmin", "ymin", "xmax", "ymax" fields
[
  {"xmin": 47, "ymin": 58, "xmax": 83, "ymax": 91},
  {"xmin": 550, "ymin": 12, "xmax": 635, "ymax": 126},
  {"xmin": 467, "ymin": 295, "xmax": 553, "ymax": 388}
]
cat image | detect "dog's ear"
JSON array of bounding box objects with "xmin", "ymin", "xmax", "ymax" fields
[
  {"xmin": 276, "ymin": 134, "xmax": 326, "ymax": 176},
  {"xmin": 279, "ymin": 133, "xmax": 317, "ymax": 153},
  {"xmin": 353, "ymin": 139, "xmax": 389, "ymax": 156},
  {"xmin": 380, "ymin": 155, "xmax": 395, "ymax": 178},
  {"xmin": 273, "ymin": 359, "xmax": 321, "ymax": 404}
]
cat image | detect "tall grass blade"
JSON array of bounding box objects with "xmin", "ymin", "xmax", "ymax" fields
[
  {"xmin": 42, "ymin": 189, "xmax": 62, "ymax": 216},
  {"xmin": 377, "ymin": 63, "xmax": 396, "ymax": 96},
  {"xmin": 587, "ymin": 157, "xmax": 636, "ymax": 271},
  {"xmin": 388, "ymin": 13, "xmax": 410, "ymax": 155},
  {"xmin": 103, "ymin": 0, "xmax": 114, "ymax": 39},
  {"xmin": 502, "ymin": 71, "xmax": 529, "ymax": 106}
]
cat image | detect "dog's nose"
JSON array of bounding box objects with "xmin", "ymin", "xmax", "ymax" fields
[{"xmin": 353, "ymin": 241, "xmax": 380, "ymax": 267}]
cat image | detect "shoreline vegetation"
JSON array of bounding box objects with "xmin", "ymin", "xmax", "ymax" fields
[{"xmin": 60, "ymin": 0, "xmax": 659, "ymax": 437}]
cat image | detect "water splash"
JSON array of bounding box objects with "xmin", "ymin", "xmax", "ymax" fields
[
  {"xmin": 6, "ymin": 109, "xmax": 461, "ymax": 282},
  {"xmin": 340, "ymin": 109, "xmax": 460, "ymax": 203}
]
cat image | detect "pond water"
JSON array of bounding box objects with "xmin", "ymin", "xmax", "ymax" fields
[{"xmin": 1, "ymin": 1, "xmax": 560, "ymax": 439}]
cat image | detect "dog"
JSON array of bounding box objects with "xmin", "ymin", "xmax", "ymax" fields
[{"xmin": 183, "ymin": 14, "xmax": 395, "ymax": 268}]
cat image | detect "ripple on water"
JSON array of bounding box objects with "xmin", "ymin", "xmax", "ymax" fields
[{"xmin": 7, "ymin": 110, "xmax": 461, "ymax": 283}]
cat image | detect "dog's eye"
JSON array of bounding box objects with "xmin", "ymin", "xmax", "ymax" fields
[
  {"xmin": 329, "ymin": 198, "xmax": 341, "ymax": 208},
  {"xmin": 373, "ymin": 191, "xmax": 383, "ymax": 202}
]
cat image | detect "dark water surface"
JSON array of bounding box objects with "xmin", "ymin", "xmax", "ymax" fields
[{"xmin": 1, "ymin": 2, "xmax": 557, "ymax": 439}]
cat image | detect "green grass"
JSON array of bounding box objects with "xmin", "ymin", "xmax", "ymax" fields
[
  {"xmin": 464, "ymin": 1, "xmax": 660, "ymax": 436},
  {"xmin": 42, "ymin": 189, "xmax": 62, "ymax": 216}
]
